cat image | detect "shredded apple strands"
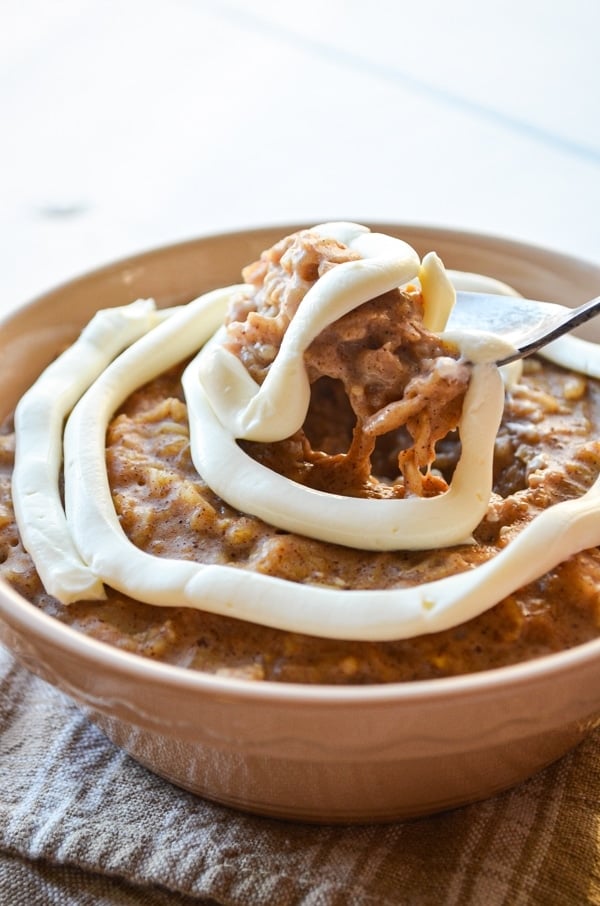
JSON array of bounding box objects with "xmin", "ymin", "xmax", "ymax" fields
[
  {"xmin": 12, "ymin": 222, "xmax": 600, "ymax": 641},
  {"xmin": 225, "ymin": 228, "xmax": 470, "ymax": 498}
]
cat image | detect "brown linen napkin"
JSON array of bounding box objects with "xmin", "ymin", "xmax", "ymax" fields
[{"xmin": 2, "ymin": 642, "xmax": 600, "ymax": 906}]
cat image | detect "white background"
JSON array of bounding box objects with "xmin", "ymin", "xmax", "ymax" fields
[{"xmin": 1, "ymin": 0, "xmax": 599, "ymax": 311}]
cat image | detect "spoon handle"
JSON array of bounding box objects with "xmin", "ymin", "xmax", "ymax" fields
[{"xmin": 497, "ymin": 295, "xmax": 600, "ymax": 366}]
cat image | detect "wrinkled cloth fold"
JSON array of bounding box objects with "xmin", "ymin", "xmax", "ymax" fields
[{"xmin": 2, "ymin": 643, "xmax": 600, "ymax": 906}]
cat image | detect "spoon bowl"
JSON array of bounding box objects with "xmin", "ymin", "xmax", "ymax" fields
[{"xmin": 449, "ymin": 291, "xmax": 600, "ymax": 365}]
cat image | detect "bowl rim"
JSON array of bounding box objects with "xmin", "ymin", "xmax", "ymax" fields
[
  {"xmin": 2, "ymin": 221, "xmax": 600, "ymax": 707},
  {"xmin": 3, "ymin": 572, "xmax": 600, "ymax": 706}
]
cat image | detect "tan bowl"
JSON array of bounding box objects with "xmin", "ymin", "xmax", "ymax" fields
[{"xmin": 2, "ymin": 223, "xmax": 600, "ymax": 825}]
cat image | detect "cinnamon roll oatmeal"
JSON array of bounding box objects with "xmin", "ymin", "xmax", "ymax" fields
[{"xmin": 2, "ymin": 223, "xmax": 600, "ymax": 684}]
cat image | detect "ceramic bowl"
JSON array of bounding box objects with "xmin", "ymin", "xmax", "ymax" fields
[{"xmin": 2, "ymin": 223, "xmax": 600, "ymax": 825}]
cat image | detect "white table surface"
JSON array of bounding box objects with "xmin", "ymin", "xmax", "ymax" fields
[{"xmin": 1, "ymin": 0, "xmax": 599, "ymax": 315}]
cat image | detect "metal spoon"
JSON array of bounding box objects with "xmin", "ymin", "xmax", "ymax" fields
[{"xmin": 448, "ymin": 292, "xmax": 600, "ymax": 365}]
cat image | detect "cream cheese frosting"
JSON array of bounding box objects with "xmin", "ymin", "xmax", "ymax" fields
[
  {"xmin": 12, "ymin": 300, "xmax": 172, "ymax": 602},
  {"xmin": 11, "ymin": 223, "xmax": 600, "ymax": 640}
]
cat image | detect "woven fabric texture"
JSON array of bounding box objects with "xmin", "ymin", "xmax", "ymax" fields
[{"xmin": 2, "ymin": 645, "xmax": 599, "ymax": 906}]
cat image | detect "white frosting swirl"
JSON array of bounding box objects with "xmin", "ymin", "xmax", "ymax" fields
[
  {"xmin": 185, "ymin": 355, "xmax": 504, "ymax": 551},
  {"xmin": 11, "ymin": 223, "xmax": 600, "ymax": 640},
  {"xmin": 192, "ymin": 221, "xmax": 504, "ymax": 549}
]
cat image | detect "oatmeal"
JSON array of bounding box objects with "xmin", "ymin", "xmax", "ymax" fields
[{"xmin": 3, "ymin": 223, "xmax": 600, "ymax": 684}]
